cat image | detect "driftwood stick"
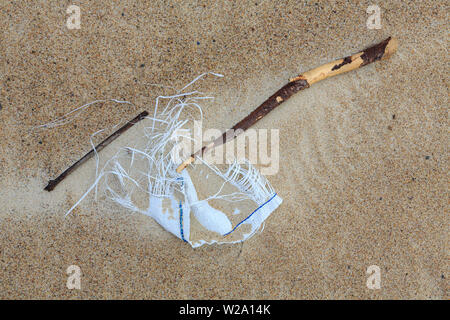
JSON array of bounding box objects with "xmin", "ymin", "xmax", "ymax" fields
[
  {"xmin": 44, "ymin": 111, "xmax": 149, "ymax": 191},
  {"xmin": 176, "ymin": 37, "xmax": 398, "ymax": 173}
]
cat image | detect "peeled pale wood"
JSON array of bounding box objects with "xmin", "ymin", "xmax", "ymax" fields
[{"xmin": 176, "ymin": 37, "xmax": 398, "ymax": 173}]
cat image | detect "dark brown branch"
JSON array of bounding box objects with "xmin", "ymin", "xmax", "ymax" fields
[
  {"xmin": 204, "ymin": 77, "xmax": 310, "ymax": 155},
  {"xmin": 44, "ymin": 111, "xmax": 149, "ymax": 191},
  {"xmin": 175, "ymin": 37, "xmax": 398, "ymax": 173},
  {"xmin": 198, "ymin": 38, "xmax": 396, "ymax": 157}
]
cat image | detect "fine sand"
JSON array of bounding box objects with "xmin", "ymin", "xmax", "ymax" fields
[{"xmin": 0, "ymin": 1, "xmax": 447, "ymax": 299}]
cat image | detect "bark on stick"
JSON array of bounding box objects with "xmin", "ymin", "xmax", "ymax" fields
[{"xmin": 176, "ymin": 37, "xmax": 397, "ymax": 173}]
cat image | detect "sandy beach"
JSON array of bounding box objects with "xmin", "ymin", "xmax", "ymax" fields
[{"xmin": 0, "ymin": 1, "xmax": 447, "ymax": 299}]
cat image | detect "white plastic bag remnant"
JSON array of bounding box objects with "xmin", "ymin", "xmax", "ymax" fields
[
  {"xmin": 64, "ymin": 73, "xmax": 282, "ymax": 247},
  {"xmin": 182, "ymin": 169, "xmax": 233, "ymax": 235},
  {"xmin": 139, "ymin": 161, "xmax": 282, "ymax": 248}
]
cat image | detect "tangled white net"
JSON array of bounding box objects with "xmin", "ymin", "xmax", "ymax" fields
[{"xmin": 48, "ymin": 73, "xmax": 282, "ymax": 247}]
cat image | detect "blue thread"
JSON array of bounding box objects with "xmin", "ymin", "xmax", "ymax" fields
[
  {"xmin": 179, "ymin": 201, "xmax": 187, "ymax": 242},
  {"xmin": 223, "ymin": 193, "xmax": 278, "ymax": 236}
]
